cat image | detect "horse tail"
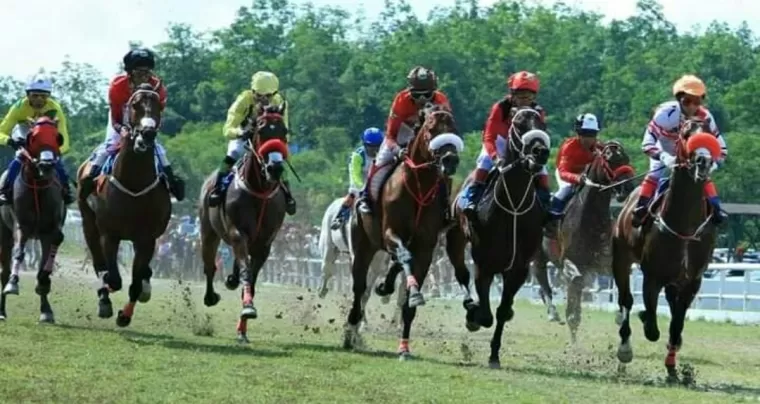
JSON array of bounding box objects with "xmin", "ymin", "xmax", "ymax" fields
[
  {"xmin": 319, "ymin": 198, "xmax": 342, "ymax": 254},
  {"xmin": 198, "ymin": 169, "xmax": 218, "ymax": 210}
]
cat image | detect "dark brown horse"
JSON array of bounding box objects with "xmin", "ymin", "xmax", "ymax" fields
[
  {"xmin": 0, "ymin": 117, "xmax": 66, "ymax": 322},
  {"xmin": 531, "ymin": 140, "xmax": 635, "ymax": 342},
  {"xmin": 612, "ymin": 118, "xmax": 721, "ymax": 380},
  {"xmin": 198, "ymin": 104, "xmax": 289, "ymax": 343},
  {"xmin": 446, "ymin": 106, "xmax": 551, "ymax": 369},
  {"xmin": 344, "ymin": 104, "xmax": 463, "ymax": 359},
  {"xmin": 76, "ymin": 83, "xmax": 172, "ymax": 327}
]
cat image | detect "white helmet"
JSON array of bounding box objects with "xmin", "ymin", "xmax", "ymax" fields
[{"xmin": 26, "ymin": 75, "xmax": 53, "ymax": 93}]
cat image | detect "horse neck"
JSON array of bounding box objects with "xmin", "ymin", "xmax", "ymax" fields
[
  {"xmin": 661, "ymin": 167, "xmax": 705, "ymax": 232},
  {"xmin": 581, "ymin": 162, "xmax": 614, "ymax": 211},
  {"xmin": 113, "ymin": 145, "xmax": 157, "ymax": 188},
  {"xmin": 240, "ymin": 153, "xmax": 268, "ymax": 191}
]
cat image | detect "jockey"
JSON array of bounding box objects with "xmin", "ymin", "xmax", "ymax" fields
[
  {"xmin": 0, "ymin": 74, "xmax": 74, "ymax": 205},
  {"xmin": 81, "ymin": 48, "xmax": 184, "ymax": 200},
  {"xmin": 545, "ymin": 113, "xmax": 602, "ymax": 234},
  {"xmin": 631, "ymin": 74, "xmax": 728, "ymax": 227},
  {"xmin": 330, "ymin": 127, "xmax": 383, "ymax": 230},
  {"xmin": 356, "ymin": 66, "xmax": 452, "ymax": 217},
  {"xmin": 460, "ymin": 71, "xmax": 551, "ymax": 214},
  {"xmin": 208, "ymin": 71, "xmax": 296, "ymax": 214}
]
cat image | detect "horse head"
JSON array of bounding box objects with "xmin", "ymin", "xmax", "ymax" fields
[
  {"xmin": 676, "ymin": 117, "xmax": 720, "ymax": 182},
  {"xmin": 125, "ymin": 82, "xmax": 163, "ymax": 153},
  {"xmin": 587, "ymin": 140, "xmax": 635, "ymax": 202},
  {"xmin": 25, "ymin": 116, "xmax": 61, "ymax": 180},
  {"xmin": 240, "ymin": 104, "xmax": 289, "ymax": 185},
  {"xmin": 506, "ymin": 106, "xmax": 551, "ymax": 174},
  {"xmin": 410, "ymin": 103, "xmax": 464, "ymax": 177}
]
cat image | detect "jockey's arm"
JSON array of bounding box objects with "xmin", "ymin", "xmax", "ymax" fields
[
  {"xmin": 222, "ymin": 91, "xmax": 252, "ymax": 140},
  {"xmin": 483, "ymin": 102, "xmax": 507, "ymax": 159},
  {"xmin": 273, "ymin": 95, "xmax": 291, "ymax": 143},
  {"xmin": 158, "ymin": 82, "xmax": 168, "ymax": 112},
  {"xmin": 435, "ymin": 92, "xmax": 452, "ymax": 110},
  {"xmin": 385, "ymin": 92, "xmax": 414, "ymax": 147},
  {"xmin": 706, "ymin": 110, "xmax": 728, "ymax": 163},
  {"xmin": 349, "ymin": 151, "xmax": 364, "ymax": 188},
  {"xmin": 641, "ymin": 117, "xmax": 664, "ymax": 159},
  {"xmin": 0, "ymin": 101, "xmax": 21, "ymax": 146},
  {"xmin": 108, "ymin": 84, "xmax": 127, "ymax": 133},
  {"xmin": 51, "ymin": 101, "xmax": 70, "ymax": 154},
  {"xmin": 557, "ymin": 145, "xmax": 582, "ymax": 184}
]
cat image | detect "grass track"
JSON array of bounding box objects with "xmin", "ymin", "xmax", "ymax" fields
[{"xmin": 0, "ymin": 270, "xmax": 759, "ymax": 404}]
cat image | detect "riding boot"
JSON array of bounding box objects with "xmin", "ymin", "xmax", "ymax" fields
[
  {"xmin": 0, "ymin": 158, "xmax": 21, "ymax": 205},
  {"xmin": 439, "ymin": 178, "xmax": 451, "ymax": 223},
  {"xmin": 462, "ymin": 182, "xmax": 485, "ymax": 217},
  {"xmin": 331, "ymin": 204, "xmax": 350, "ymax": 230},
  {"xmin": 544, "ymin": 195, "xmax": 567, "ymax": 238},
  {"xmin": 163, "ymin": 165, "xmax": 185, "ymax": 202},
  {"xmin": 208, "ymin": 168, "xmax": 230, "ymax": 208},
  {"xmin": 281, "ymin": 180, "xmax": 296, "ymax": 215},
  {"xmin": 54, "ymin": 161, "xmax": 75, "ymax": 205},
  {"xmin": 356, "ymin": 187, "xmax": 372, "ymax": 215},
  {"xmin": 708, "ymin": 196, "xmax": 728, "ymax": 225},
  {"xmin": 631, "ymin": 195, "xmax": 651, "ymax": 228},
  {"xmin": 79, "ymin": 164, "xmax": 102, "ymax": 197}
]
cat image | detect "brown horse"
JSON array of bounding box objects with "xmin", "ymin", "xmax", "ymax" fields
[
  {"xmin": 76, "ymin": 82, "xmax": 172, "ymax": 327},
  {"xmin": 198, "ymin": 104, "xmax": 289, "ymax": 343},
  {"xmin": 446, "ymin": 106, "xmax": 551, "ymax": 369},
  {"xmin": 344, "ymin": 104, "xmax": 464, "ymax": 358},
  {"xmin": 612, "ymin": 118, "xmax": 721, "ymax": 380},
  {"xmin": 0, "ymin": 117, "xmax": 66, "ymax": 322},
  {"xmin": 531, "ymin": 140, "xmax": 635, "ymax": 341}
]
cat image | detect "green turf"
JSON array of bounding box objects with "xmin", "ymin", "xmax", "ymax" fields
[{"xmin": 0, "ymin": 270, "xmax": 758, "ymax": 404}]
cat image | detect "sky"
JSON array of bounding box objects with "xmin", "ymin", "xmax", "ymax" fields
[{"xmin": 2, "ymin": 0, "xmax": 759, "ymax": 82}]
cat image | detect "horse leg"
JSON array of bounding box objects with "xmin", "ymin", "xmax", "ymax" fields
[
  {"xmin": 565, "ymin": 269, "xmax": 586, "ymax": 344},
  {"xmin": 359, "ymin": 254, "xmax": 385, "ymax": 330},
  {"xmin": 97, "ymin": 235, "xmax": 121, "ymax": 319},
  {"xmin": 663, "ymin": 278, "xmax": 701, "ymax": 381},
  {"xmin": 115, "ymin": 239, "xmax": 154, "ymax": 328},
  {"xmin": 398, "ymin": 247, "xmax": 434, "ymax": 360},
  {"xmin": 384, "ymin": 231, "xmax": 424, "ymax": 307},
  {"xmin": 36, "ymin": 230, "xmax": 63, "ymax": 324},
  {"xmin": 3, "ymin": 230, "xmax": 28, "ymax": 296},
  {"xmin": 468, "ymin": 263, "xmax": 495, "ymax": 330},
  {"xmin": 638, "ymin": 270, "xmax": 661, "ymax": 342},
  {"xmin": 201, "ymin": 229, "xmax": 222, "ymax": 307},
  {"xmin": 0, "ymin": 224, "xmax": 12, "ymax": 320},
  {"xmin": 318, "ymin": 244, "xmax": 338, "ymax": 299},
  {"xmin": 138, "ymin": 263, "xmax": 153, "ymax": 303},
  {"xmin": 235, "ymin": 244, "xmax": 272, "ymax": 344},
  {"xmin": 534, "ymin": 249, "xmax": 561, "ymax": 323},
  {"xmin": 612, "ymin": 239, "xmax": 635, "ymax": 365},
  {"xmin": 375, "ymin": 260, "xmax": 402, "ymax": 298},
  {"xmin": 488, "ymin": 261, "xmax": 531, "ymax": 369},
  {"xmin": 445, "ymin": 225, "xmax": 477, "ymax": 325},
  {"xmin": 343, "ymin": 245, "xmax": 375, "ymax": 350}
]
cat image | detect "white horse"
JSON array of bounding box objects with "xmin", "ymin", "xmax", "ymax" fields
[{"xmin": 318, "ymin": 198, "xmax": 401, "ymax": 325}]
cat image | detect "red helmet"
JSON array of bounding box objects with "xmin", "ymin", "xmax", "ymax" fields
[{"xmin": 507, "ymin": 71, "xmax": 540, "ymax": 93}]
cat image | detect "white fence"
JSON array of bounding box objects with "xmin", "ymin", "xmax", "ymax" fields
[{"xmin": 60, "ymin": 217, "xmax": 760, "ymax": 324}]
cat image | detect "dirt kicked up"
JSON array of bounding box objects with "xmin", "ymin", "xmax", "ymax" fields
[{"xmin": 0, "ymin": 268, "xmax": 758, "ymax": 404}]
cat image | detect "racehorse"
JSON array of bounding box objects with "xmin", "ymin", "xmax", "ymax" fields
[
  {"xmin": 531, "ymin": 140, "xmax": 635, "ymax": 342},
  {"xmin": 76, "ymin": 82, "xmax": 173, "ymax": 327},
  {"xmin": 198, "ymin": 104, "xmax": 289, "ymax": 343},
  {"xmin": 446, "ymin": 106, "xmax": 551, "ymax": 369},
  {"xmin": 317, "ymin": 197, "xmax": 397, "ymax": 328},
  {"xmin": 0, "ymin": 117, "xmax": 66, "ymax": 322},
  {"xmin": 344, "ymin": 104, "xmax": 464, "ymax": 358},
  {"xmin": 612, "ymin": 118, "xmax": 721, "ymax": 380}
]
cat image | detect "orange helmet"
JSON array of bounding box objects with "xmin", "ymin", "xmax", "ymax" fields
[
  {"xmin": 672, "ymin": 75, "xmax": 706, "ymax": 97},
  {"xmin": 508, "ymin": 71, "xmax": 540, "ymax": 93}
]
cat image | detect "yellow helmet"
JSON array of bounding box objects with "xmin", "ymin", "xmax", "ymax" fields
[
  {"xmin": 251, "ymin": 71, "xmax": 279, "ymax": 94},
  {"xmin": 672, "ymin": 74, "xmax": 706, "ymax": 97}
]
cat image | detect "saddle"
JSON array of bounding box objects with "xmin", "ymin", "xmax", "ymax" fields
[
  {"xmin": 641, "ymin": 178, "xmax": 712, "ymax": 226},
  {"xmin": 94, "ymin": 151, "xmax": 168, "ymax": 195}
]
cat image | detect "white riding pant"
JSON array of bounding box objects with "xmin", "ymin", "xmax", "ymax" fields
[
  {"xmin": 368, "ymin": 124, "xmax": 415, "ymax": 199},
  {"xmin": 91, "ymin": 123, "xmax": 169, "ymax": 167},
  {"xmin": 475, "ymin": 135, "xmax": 548, "ymax": 176},
  {"xmin": 646, "ymin": 157, "xmax": 667, "ymax": 181},
  {"xmin": 10, "ymin": 125, "xmax": 29, "ymax": 159},
  {"xmin": 553, "ymin": 168, "xmax": 574, "ymax": 200},
  {"xmin": 226, "ymin": 138, "xmax": 246, "ymax": 160}
]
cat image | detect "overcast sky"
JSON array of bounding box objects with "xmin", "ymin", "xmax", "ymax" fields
[{"xmin": 2, "ymin": 0, "xmax": 758, "ymax": 81}]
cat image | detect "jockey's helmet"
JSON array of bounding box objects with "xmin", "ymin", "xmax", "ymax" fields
[
  {"xmin": 574, "ymin": 113, "xmax": 600, "ymax": 137},
  {"xmin": 672, "ymin": 75, "xmax": 706, "ymax": 98},
  {"xmin": 407, "ymin": 66, "xmax": 437, "ymax": 92},
  {"xmin": 251, "ymin": 71, "xmax": 280, "ymax": 95},
  {"xmin": 123, "ymin": 48, "xmax": 156, "ymax": 72},
  {"xmin": 25, "ymin": 74, "xmax": 53, "ymax": 94},
  {"xmin": 508, "ymin": 71, "xmax": 540, "ymax": 93},
  {"xmin": 362, "ymin": 127, "xmax": 383, "ymax": 146}
]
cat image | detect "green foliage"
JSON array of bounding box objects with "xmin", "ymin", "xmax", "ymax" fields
[{"xmin": 1, "ymin": 0, "xmax": 759, "ymax": 224}]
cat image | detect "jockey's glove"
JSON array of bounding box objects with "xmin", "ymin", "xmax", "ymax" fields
[
  {"xmin": 6, "ymin": 138, "xmax": 23, "ymax": 150},
  {"xmin": 659, "ymin": 152, "xmax": 676, "ymax": 168}
]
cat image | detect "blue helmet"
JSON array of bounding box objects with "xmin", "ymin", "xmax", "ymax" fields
[{"xmin": 362, "ymin": 127, "xmax": 383, "ymax": 146}]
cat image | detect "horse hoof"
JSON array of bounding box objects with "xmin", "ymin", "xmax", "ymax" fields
[
  {"xmin": 240, "ymin": 306, "xmax": 258, "ymax": 320},
  {"xmin": 617, "ymin": 343, "xmax": 633, "ymax": 363},
  {"xmin": 236, "ymin": 332, "xmax": 249, "ymax": 344},
  {"xmin": 225, "ymin": 275, "xmax": 240, "ymax": 291},
  {"xmin": 39, "ymin": 312, "xmax": 55, "ymax": 324},
  {"xmin": 380, "ymin": 295, "xmax": 391, "ymax": 305},
  {"xmin": 666, "ymin": 366, "xmax": 679, "ymax": 383},
  {"xmin": 408, "ymin": 292, "xmax": 425, "ymax": 308},
  {"xmin": 398, "ymin": 351, "xmax": 412, "ymax": 361},
  {"xmin": 138, "ymin": 282, "xmax": 152, "ymax": 303},
  {"xmin": 0, "ymin": 313, "xmax": 6, "ymax": 321},
  {"xmin": 98, "ymin": 300, "xmax": 113, "ymax": 318},
  {"xmin": 465, "ymin": 321, "xmax": 481, "ymax": 332},
  {"xmin": 204, "ymin": 293, "xmax": 221, "ymax": 307},
  {"xmin": 374, "ymin": 283, "xmax": 389, "ymax": 297},
  {"xmin": 3, "ymin": 282, "xmax": 19, "ymax": 296},
  {"xmin": 317, "ymin": 288, "xmax": 328, "ymax": 299},
  {"xmin": 115, "ymin": 311, "xmax": 132, "ymax": 327},
  {"xmin": 548, "ymin": 307, "xmax": 561, "ymax": 322},
  {"xmin": 615, "ymin": 311, "xmax": 624, "ymax": 326},
  {"xmin": 488, "ymin": 360, "xmax": 501, "ymax": 369}
]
